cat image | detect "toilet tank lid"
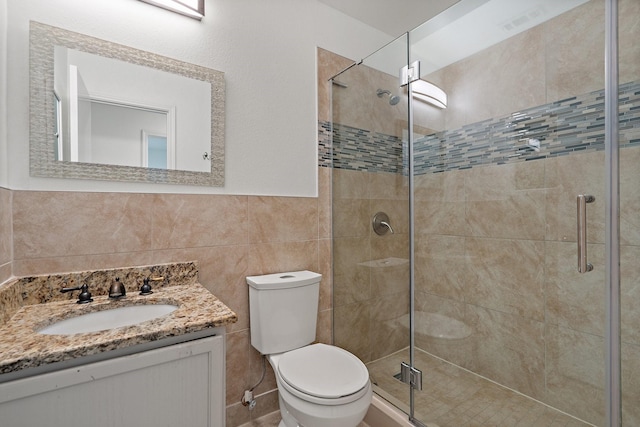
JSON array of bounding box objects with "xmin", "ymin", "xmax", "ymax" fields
[{"xmin": 246, "ymin": 270, "xmax": 322, "ymax": 290}]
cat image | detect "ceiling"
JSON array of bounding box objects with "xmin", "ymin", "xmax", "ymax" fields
[
  {"xmin": 318, "ymin": 0, "xmax": 460, "ymax": 37},
  {"xmin": 320, "ymin": 0, "xmax": 589, "ymax": 75}
]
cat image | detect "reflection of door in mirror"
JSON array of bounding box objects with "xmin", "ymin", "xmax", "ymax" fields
[
  {"xmin": 142, "ymin": 131, "xmax": 175, "ymax": 170},
  {"xmin": 70, "ymin": 65, "xmax": 92, "ymax": 163},
  {"xmin": 87, "ymin": 100, "xmax": 172, "ymax": 168}
]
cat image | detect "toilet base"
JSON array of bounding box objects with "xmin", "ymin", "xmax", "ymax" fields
[{"xmin": 275, "ymin": 377, "xmax": 372, "ymax": 427}]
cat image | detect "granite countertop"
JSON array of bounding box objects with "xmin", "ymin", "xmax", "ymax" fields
[{"xmin": 0, "ymin": 262, "xmax": 237, "ymax": 377}]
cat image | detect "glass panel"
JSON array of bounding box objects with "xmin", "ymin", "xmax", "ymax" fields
[
  {"xmin": 331, "ymin": 34, "xmax": 413, "ymax": 413},
  {"xmin": 409, "ymin": 0, "xmax": 612, "ymax": 425},
  {"xmin": 618, "ymin": 0, "xmax": 640, "ymax": 424}
]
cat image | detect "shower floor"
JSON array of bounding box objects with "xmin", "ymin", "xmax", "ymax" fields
[{"xmin": 366, "ymin": 348, "xmax": 592, "ymax": 427}]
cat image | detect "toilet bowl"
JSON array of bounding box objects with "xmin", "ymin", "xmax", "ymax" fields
[
  {"xmin": 269, "ymin": 344, "xmax": 372, "ymax": 427},
  {"xmin": 247, "ymin": 271, "xmax": 372, "ymax": 427}
]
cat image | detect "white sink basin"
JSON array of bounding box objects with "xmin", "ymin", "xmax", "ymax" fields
[{"xmin": 38, "ymin": 304, "xmax": 179, "ymax": 335}]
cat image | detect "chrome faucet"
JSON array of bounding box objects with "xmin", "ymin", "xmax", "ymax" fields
[
  {"xmin": 380, "ymin": 220, "xmax": 394, "ymax": 234},
  {"xmin": 372, "ymin": 212, "xmax": 395, "ymax": 236},
  {"xmin": 108, "ymin": 277, "xmax": 126, "ymax": 299}
]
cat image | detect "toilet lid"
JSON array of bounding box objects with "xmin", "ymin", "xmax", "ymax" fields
[{"xmin": 278, "ymin": 343, "xmax": 369, "ymax": 399}]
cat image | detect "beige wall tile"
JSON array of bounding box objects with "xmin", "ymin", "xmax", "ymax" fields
[
  {"xmin": 368, "ymin": 171, "xmax": 408, "ymax": 201},
  {"xmin": 13, "ymin": 191, "xmax": 154, "ymax": 259},
  {"xmin": 332, "ymin": 198, "xmax": 370, "ymax": 238},
  {"xmin": 333, "ymin": 236, "xmax": 371, "ymax": 307},
  {"xmin": 466, "ymin": 305, "xmax": 545, "ymax": 398},
  {"xmin": 414, "ymin": 234, "xmax": 466, "ymax": 301},
  {"xmin": 369, "ymin": 293, "xmax": 409, "ymax": 360},
  {"xmin": 0, "ymin": 188, "xmax": 11, "ymax": 283},
  {"xmin": 621, "ymin": 245, "xmax": 640, "ymax": 345},
  {"xmin": 620, "ymin": 146, "xmax": 640, "ymax": 246},
  {"xmin": 622, "ymin": 342, "xmax": 640, "ymax": 425},
  {"xmin": 544, "ymin": 324, "xmax": 605, "ymax": 426},
  {"xmin": 151, "ymin": 194, "xmax": 248, "ymax": 249},
  {"xmin": 334, "ymin": 301, "xmax": 371, "ymax": 363},
  {"xmin": 226, "ymin": 330, "xmax": 252, "ymax": 407},
  {"xmin": 248, "ymin": 196, "xmax": 317, "ymax": 244},
  {"xmin": 317, "ymin": 48, "xmax": 354, "ymax": 124},
  {"xmin": 247, "ymin": 240, "xmax": 319, "ymax": 276},
  {"xmin": 545, "ymin": 241, "xmax": 605, "ymax": 336},
  {"xmin": 331, "ymin": 61, "xmax": 406, "ymax": 138},
  {"xmin": 465, "ymin": 237, "xmax": 545, "ymax": 321},
  {"xmin": 545, "ymin": 151, "xmax": 605, "ymax": 244},
  {"xmin": 544, "ymin": 0, "xmax": 605, "ymax": 102},
  {"xmin": 333, "ymin": 168, "xmax": 370, "ymax": 200},
  {"xmin": 465, "ymin": 163, "xmax": 546, "ymax": 240},
  {"xmin": 317, "ymin": 166, "xmax": 332, "ymax": 239},
  {"xmin": 192, "ymin": 245, "xmax": 250, "ymax": 333},
  {"xmin": 316, "ymin": 308, "xmax": 333, "ymax": 345},
  {"xmin": 318, "ymin": 238, "xmax": 332, "ymax": 311},
  {"xmin": 619, "ymin": 0, "xmax": 640, "ymax": 85}
]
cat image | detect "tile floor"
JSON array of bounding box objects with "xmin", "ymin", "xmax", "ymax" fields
[
  {"xmin": 367, "ymin": 348, "xmax": 593, "ymax": 427},
  {"xmin": 238, "ymin": 347, "xmax": 592, "ymax": 427},
  {"xmin": 238, "ymin": 410, "xmax": 370, "ymax": 427}
]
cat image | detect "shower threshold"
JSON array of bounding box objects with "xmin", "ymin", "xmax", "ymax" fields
[{"xmin": 367, "ymin": 348, "xmax": 593, "ymax": 427}]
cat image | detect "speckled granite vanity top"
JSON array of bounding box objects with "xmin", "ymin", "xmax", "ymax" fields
[{"xmin": 0, "ymin": 262, "xmax": 237, "ymax": 376}]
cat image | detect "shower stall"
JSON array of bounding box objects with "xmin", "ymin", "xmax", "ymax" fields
[{"xmin": 328, "ymin": 0, "xmax": 639, "ymax": 426}]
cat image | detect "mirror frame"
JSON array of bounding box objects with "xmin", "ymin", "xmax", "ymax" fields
[{"xmin": 29, "ymin": 21, "xmax": 225, "ymax": 186}]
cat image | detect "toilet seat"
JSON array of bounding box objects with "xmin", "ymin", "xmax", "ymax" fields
[{"xmin": 276, "ymin": 343, "xmax": 370, "ymax": 405}]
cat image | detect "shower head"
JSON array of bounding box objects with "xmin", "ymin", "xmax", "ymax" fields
[{"xmin": 376, "ymin": 89, "xmax": 400, "ymax": 106}]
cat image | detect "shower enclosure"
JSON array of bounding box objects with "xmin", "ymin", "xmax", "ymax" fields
[{"xmin": 329, "ymin": 0, "xmax": 639, "ymax": 426}]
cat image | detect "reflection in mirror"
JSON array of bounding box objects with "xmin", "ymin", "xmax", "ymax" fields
[{"xmin": 30, "ymin": 21, "xmax": 225, "ymax": 186}]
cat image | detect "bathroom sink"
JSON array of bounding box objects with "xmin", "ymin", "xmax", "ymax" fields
[{"xmin": 37, "ymin": 304, "xmax": 179, "ymax": 335}]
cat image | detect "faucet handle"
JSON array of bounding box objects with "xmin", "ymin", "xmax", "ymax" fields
[
  {"xmin": 140, "ymin": 276, "xmax": 163, "ymax": 295},
  {"xmin": 61, "ymin": 283, "xmax": 93, "ymax": 304}
]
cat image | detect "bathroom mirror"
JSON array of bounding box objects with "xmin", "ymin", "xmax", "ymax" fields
[{"xmin": 30, "ymin": 21, "xmax": 225, "ymax": 186}]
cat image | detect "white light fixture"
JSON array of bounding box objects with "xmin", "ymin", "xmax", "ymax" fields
[
  {"xmin": 412, "ymin": 79, "xmax": 447, "ymax": 109},
  {"xmin": 138, "ymin": 0, "xmax": 204, "ymax": 20}
]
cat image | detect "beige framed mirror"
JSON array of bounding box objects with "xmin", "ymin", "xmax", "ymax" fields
[{"xmin": 30, "ymin": 21, "xmax": 225, "ymax": 186}]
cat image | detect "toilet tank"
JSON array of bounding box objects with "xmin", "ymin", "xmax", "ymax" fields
[{"xmin": 246, "ymin": 271, "xmax": 321, "ymax": 355}]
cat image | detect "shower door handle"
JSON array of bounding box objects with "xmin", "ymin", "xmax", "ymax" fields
[{"xmin": 577, "ymin": 194, "xmax": 595, "ymax": 273}]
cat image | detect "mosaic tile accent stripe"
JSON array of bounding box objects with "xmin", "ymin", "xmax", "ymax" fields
[
  {"xmin": 321, "ymin": 80, "xmax": 640, "ymax": 175},
  {"xmin": 329, "ymin": 124, "xmax": 405, "ymax": 173},
  {"xmin": 318, "ymin": 121, "xmax": 332, "ymax": 168}
]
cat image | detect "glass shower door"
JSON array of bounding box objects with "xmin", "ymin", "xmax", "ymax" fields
[
  {"xmin": 408, "ymin": 0, "xmax": 638, "ymax": 426},
  {"xmin": 330, "ymin": 33, "xmax": 414, "ymax": 412}
]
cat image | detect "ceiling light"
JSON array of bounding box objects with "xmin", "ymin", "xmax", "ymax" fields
[
  {"xmin": 412, "ymin": 79, "xmax": 447, "ymax": 109},
  {"xmin": 138, "ymin": 0, "xmax": 204, "ymax": 20}
]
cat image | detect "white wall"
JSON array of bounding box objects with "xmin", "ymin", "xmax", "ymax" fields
[
  {"xmin": 0, "ymin": 0, "xmax": 7, "ymax": 189},
  {"xmin": 4, "ymin": 0, "xmax": 391, "ymax": 196}
]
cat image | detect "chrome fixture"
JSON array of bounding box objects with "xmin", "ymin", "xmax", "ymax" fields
[
  {"xmin": 412, "ymin": 79, "xmax": 447, "ymax": 109},
  {"xmin": 373, "ymin": 212, "xmax": 395, "ymax": 235},
  {"xmin": 108, "ymin": 277, "xmax": 126, "ymax": 299},
  {"xmin": 376, "ymin": 89, "xmax": 400, "ymax": 105},
  {"xmin": 577, "ymin": 194, "xmax": 595, "ymax": 273},
  {"xmin": 61, "ymin": 284, "xmax": 93, "ymax": 304},
  {"xmin": 138, "ymin": 0, "xmax": 204, "ymax": 20}
]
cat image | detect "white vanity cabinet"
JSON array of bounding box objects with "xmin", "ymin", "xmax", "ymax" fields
[{"xmin": 0, "ymin": 334, "xmax": 225, "ymax": 426}]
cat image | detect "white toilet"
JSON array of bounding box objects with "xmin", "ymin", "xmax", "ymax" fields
[{"xmin": 246, "ymin": 271, "xmax": 372, "ymax": 427}]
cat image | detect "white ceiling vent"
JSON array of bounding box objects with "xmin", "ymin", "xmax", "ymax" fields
[{"xmin": 501, "ymin": 5, "xmax": 547, "ymax": 32}]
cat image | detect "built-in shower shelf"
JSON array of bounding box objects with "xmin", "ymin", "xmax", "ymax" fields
[{"xmin": 358, "ymin": 257, "xmax": 409, "ymax": 268}]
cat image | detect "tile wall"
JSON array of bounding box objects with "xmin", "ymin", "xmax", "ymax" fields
[
  {"xmin": 325, "ymin": 0, "xmax": 640, "ymax": 425},
  {"xmin": 2, "ymin": 187, "xmax": 333, "ymax": 427},
  {"xmin": 0, "ymin": 188, "xmax": 11, "ymax": 284}
]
